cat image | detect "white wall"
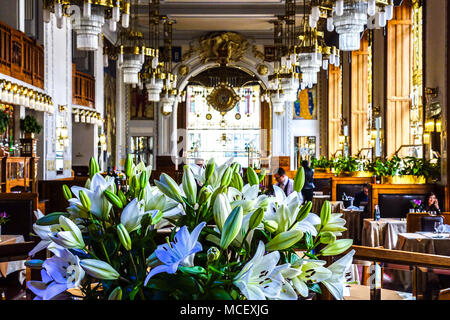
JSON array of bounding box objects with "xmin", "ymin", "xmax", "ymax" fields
[{"xmin": 43, "ymin": 14, "xmax": 73, "ymax": 180}]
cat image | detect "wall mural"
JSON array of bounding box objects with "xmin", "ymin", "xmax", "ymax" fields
[
  {"xmin": 104, "ymin": 73, "xmax": 117, "ymax": 167},
  {"xmin": 130, "ymin": 88, "xmax": 155, "ymax": 120},
  {"xmin": 293, "ymin": 87, "xmax": 317, "ymax": 120}
]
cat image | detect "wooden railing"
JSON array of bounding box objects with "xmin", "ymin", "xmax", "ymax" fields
[
  {"xmin": 72, "ymin": 63, "xmax": 95, "ymax": 108},
  {"xmin": 0, "ymin": 21, "xmax": 44, "ymax": 89}
]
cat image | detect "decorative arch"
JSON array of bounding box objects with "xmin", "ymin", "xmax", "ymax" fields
[{"xmin": 169, "ymin": 50, "xmax": 274, "ymax": 165}]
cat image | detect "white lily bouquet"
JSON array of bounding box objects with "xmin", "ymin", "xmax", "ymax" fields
[{"xmin": 27, "ymin": 156, "xmax": 354, "ymax": 300}]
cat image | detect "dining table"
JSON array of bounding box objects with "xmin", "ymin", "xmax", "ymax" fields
[
  {"xmin": 361, "ymin": 218, "xmax": 407, "ymax": 249},
  {"xmin": 0, "ymin": 235, "xmax": 26, "ymax": 284},
  {"xmin": 311, "ymin": 195, "xmax": 331, "ymax": 214},
  {"xmin": 396, "ymin": 232, "xmax": 450, "ymax": 256},
  {"xmin": 341, "ymin": 208, "xmax": 364, "ymax": 244}
]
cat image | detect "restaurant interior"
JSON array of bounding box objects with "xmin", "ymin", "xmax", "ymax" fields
[{"xmin": 1, "ymin": 0, "xmax": 450, "ymax": 302}]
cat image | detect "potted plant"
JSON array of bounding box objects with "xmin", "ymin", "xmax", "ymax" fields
[
  {"xmin": 20, "ymin": 115, "xmax": 42, "ymax": 138},
  {"xmin": 0, "ymin": 110, "xmax": 9, "ymax": 135},
  {"xmin": 351, "ymin": 158, "xmax": 373, "ymax": 177},
  {"xmin": 334, "ymin": 156, "xmax": 358, "ymax": 176},
  {"xmin": 310, "ymin": 156, "xmax": 330, "ymax": 172}
]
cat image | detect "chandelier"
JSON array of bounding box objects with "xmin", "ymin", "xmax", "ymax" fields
[
  {"xmin": 308, "ymin": 0, "xmax": 394, "ymax": 51},
  {"xmin": 118, "ymin": 30, "xmax": 155, "ymax": 85},
  {"xmin": 43, "ymin": 0, "xmax": 130, "ymax": 51}
]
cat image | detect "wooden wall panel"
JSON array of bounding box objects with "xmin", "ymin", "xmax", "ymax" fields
[
  {"xmin": 386, "ymin": 1, "xmax": 413, "ymax": 157},
  {"xmin": 351, "ymin": 34, "xmax": 370, "ymax": 156},
  {"xmin": 328, "ymin": 65, "xmax": 342, "ymax": 157}
]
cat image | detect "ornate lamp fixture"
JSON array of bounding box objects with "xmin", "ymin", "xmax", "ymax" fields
[
  {"xmin": 43, "ymin": 0, "xmax": 130, "ymax": 51},
  {"xmin": 308, "ymin": 0, "xmax": 394, "ymax": 51},
  {"xmin": 118, "ymin": 30, "xmax": 155, "ymax": 85}
]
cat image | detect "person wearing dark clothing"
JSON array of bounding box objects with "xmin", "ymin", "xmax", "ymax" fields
[
  {"xmin": 354, "ymin": 183, "xmax": 370, "ymax": 208},
  {"xmin": 425, "ymin": 192, "xmax": 441, "ymax": 215},
  {"xmin": 300, "ymin": 160, "xmax": 315, "ymax": 203}
]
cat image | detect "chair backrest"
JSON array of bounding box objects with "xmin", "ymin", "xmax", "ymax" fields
[
  {"xmin": 421, "ymin": 216, "xmax": 444, "ymax": 232},
  {"xmin": 0, "ymin": 241, "xmax": 36, "ymax": 263},
  {"xmin": 0, "ymin": 193, "xmax": 38, "ymax": 241},
  {"xmin": 336, "ymin": 184, "xmax": 365, "ymax": 203},
  {"xmin": 378, "ymin": 194, "xmax": 427, "ymax": 219}
]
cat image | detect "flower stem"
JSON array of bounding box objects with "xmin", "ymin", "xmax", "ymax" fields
[{"xmin": 101, "ymin": 242, "xmax": 112, "ymax": 265}]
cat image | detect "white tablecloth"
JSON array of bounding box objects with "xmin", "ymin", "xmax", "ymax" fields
[
  {"xmin": 0, "ymin": 235, "xmax": 26, "ymax": 284},
  {"xmin": 361, "ymin": 218, "xmax": 407, "ymax": 249}
]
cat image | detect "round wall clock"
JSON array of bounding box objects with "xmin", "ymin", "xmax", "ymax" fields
[{"xmin": 206, "ymin": 83, "xmax": 240, "ymax": 113}]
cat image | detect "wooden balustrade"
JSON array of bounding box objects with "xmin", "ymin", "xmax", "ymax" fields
[
  {"xmin": 72, "ymin": 63, "xmax": 95, "ymax": 108},
  {"xmin": 0, "ymin": 21, "xmax": 44, "ymax": 89}
]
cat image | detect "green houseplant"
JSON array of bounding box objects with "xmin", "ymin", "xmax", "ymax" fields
[
  {"xmin": 0, "ymin": 110, "xmax": 9, "ymax": 135},
  {"xmin": 21, "ymin": 115, "xmax": 43, "ymax": 138}
]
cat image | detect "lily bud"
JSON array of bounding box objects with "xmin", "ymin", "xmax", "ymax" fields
[
  {"xmin": 248, "ymin": 208, "xmax": 264, "ymax": 230},
  {"xmin": 36, "ymin": 212, "xmax": 70, "ymax": 226},
  {"xmin": 204, "ymin": 158, "xmax": 215, "ymax": 185},
  {"xmin": 247, "ymin": 167, "xmax": 259, "ymax": 186},
  {"xmin": 231, "ymin": 162, "xmax": 240, "ymax": 174},
  {"xmin": 79, "ymin": 190, "xmax": 91, "ymax": 211},
  {"xmin": 117, "ymin": 190, "xmax": 128, "ymax": 206},
  {"xmin": 220, "ymin": 206, "xmax": 243, "ymax": 249},
  {"xmin": 130, "ymin": 175, "xmax": 140, "ymax": 194},
  {"xmin": 182, "ymin": 165, "xmax": 197, "ymax": 205},
  {"xmin": 157, "ymin": 173, "xmax": 183, "ymax": 203},
  {"xmin": 89, "ymin": 157, "xmax": 100, "ymax": 179},
  {"xmin": 125, "ymin": 154, "xmax": 134, "ymax": 178},
  {"xmin": 108, "ymin": 287, "xmax": 122, "ymax": 300},
  {"xmin": 139, "ymin": 171, "xmax": 148, "ymax": 190},
  {"xmin": 319, "ymin": 231, "xmax": 336, "ymax": 244},
  {"xmin": 80, "ymin": 259, "xmax": 120, "ymax": 280},
  {"xmin": 213, "ymin": 193, "xmax": 231, "ymax": 232},
  {"xmin": 117, "ymin": 223, "xmax": 132, "ymax": 251},
  {"xmin": 293, "ymin": 167, "xmax": 305, "ymax": 193},
  {"xmin": 198, "ymin": 186, "xmax": 212, "ymax": 205},
  {"xmin": 264, "ymin": 220, "xmax": 278, "ymax": 233},
  {"xmin": 62, "ymin": 184, "xmax": 72, "ymax": 200},
  {"xmin": 265, "ymin": 230, "xmax": 304, "ymax": 251},
  {"xmin": 230, "ymin": 172, "xmax": 244, "ymax": 192},
  {"xmin": 320, "ymin": 201, "xmax": 331, "ymax": 226},
  {"xmin": 104, "ymin": 189, "xmax": 123, "ymax": 209},
  {"xmin": 296, "ymin": 201, "xmax": 312, "ymax": 222},
  {"xmin": 101, "ymin": 197, "xmax": 112, "ymax": 221},
  {"xmin": 138, "ymin": 189, "xmax": 146, "ymax": 201},
  {"xmin": 320, "ymin": 239, "xmax": 353, "ymax": 256},
  {"xmin": 207, "ymin": 247, "xmax": 220, "ymax": 262},
  {"xmin": 220, "ymin": 167, "xmax": 233, "ymax": 187},
  {"xmin": 258, "ymin": 169, "xmax": 266, "ymax": 183}
]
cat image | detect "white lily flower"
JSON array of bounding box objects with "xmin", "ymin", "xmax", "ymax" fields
[
  {"xmin": 27, "ymin": 248, "xmax": 85, "ymax": 300},
  {"xmin": 289, "ymin": 258, "xmax": 332, "ymax": 297},
  {"xmin": 322, "ymin": 249, "xmax": 356, "ymax": 300},
  {"xmin": 143, "ymin": 185, "xmax": 184, "ymax": 228},
  {"xmin": 29, "ymin": 210, "xmax": 63, "ymax": 257},
  {"xmin": 48, "ymin": 216, "xmax": 85, "ymax": 249},
  {"xmin": 270, "ymin": 264, "xmax": 301, "ymax": 300},
  {"xmin": 69, "ymin": 173, "xmax": 115, "ymax": 220},
  {"xmin": 233, "ymin": 241, "xmax": 284, "ymax": 300},
  {"xmin": 319, "ymin": 213, "xmax": 348, "ymax": 237},
  {"xmin": 120, "ymin": 198, "xmax": 146, "ymax": 233}
]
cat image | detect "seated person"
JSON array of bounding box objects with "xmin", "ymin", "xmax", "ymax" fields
[
  {"xmin": 274, "ymin": 167, "xmax": 295, "ymax": 197},
  {"xmin": 354, "ymin": 183, "xmax": 370, "ymax": 208},
  {"xmin": 425, "ymin": 192, "xmax": 441, "ymax": 215}
]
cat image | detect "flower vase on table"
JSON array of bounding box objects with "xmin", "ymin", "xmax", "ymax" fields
[{"xmin": 25, "ymin": 156, "xmax": 356, "ymax": 301}]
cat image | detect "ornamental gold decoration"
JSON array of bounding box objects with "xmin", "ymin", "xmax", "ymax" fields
[{"xmin": 206, "ymin": 84, "xmax": 240, "ymax": 114}]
